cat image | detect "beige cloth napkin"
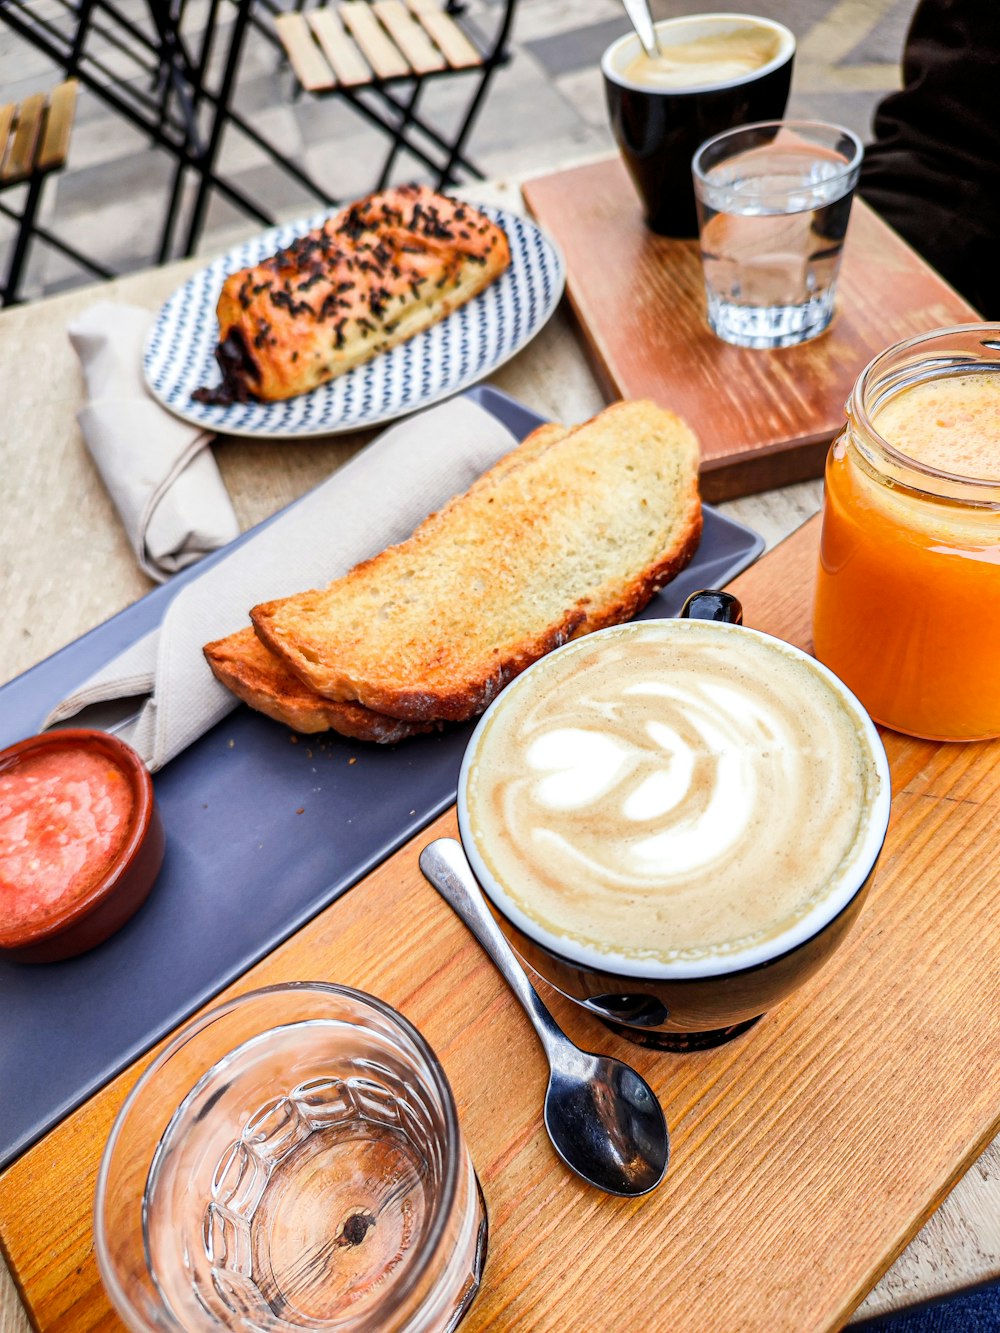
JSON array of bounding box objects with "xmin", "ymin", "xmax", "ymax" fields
[
  {"xmin": 43, "ymin": 396, "xmax": 517, "ymax": 770},
  {"xmin": 68, "ymin": 302, "xmax": 240, "ymax": 582}
]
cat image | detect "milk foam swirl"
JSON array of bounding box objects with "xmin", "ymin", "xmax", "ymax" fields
[{"xmin": 465, "ymin": 623, "xmax": 875, "ymax": 965}]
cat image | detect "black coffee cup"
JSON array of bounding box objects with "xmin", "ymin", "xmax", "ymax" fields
[
  {"xmin": 456, "ymin": 592, "xmax": 892, "ymax": 1051},
  {"xmin": 602, "ymin": 13, "xmax": 795, "ymax": 237}
]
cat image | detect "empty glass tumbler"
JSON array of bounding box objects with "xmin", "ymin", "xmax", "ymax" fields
[
  {"xmin": 95, "ymin": 983, "xmax": 487, "ymax": 1332},
  {"xmin": 692, "ymin": 119, "xmax": 863, "ymax": 348}
]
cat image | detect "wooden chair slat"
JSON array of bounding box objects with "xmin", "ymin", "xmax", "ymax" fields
[
  {"xmin": 0, "ymin": 104, "xmax": 17, "ymax": 174},
  {"xmin": 2, "ymin": 93, "xmax": 46, "ymax": 185},
  {"xmin": 307, "ymin": 9, "xmax": 372, "ymax": 88},
  {"xmin": 405, "ymin": 1, "xmax": 480, "ymax": 69},
  {"xmin": 274, "ymin": 12, "xmax": 337, "ymax": 93},
  {"xmin": 338, "ymin": 2, "xmax": 410, "ymax": 80},
  {"xmin": 371, "ymin": 0, "xmax": 446, "ymax": 75},
  {"xmin": 35, "ymin": 80, "xmax": 78, "ymax": 174}
]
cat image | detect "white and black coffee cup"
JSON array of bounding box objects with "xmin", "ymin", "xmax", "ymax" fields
[{"xmin": 602, "ymin": 13, "xmax": 795, "ymax": 237}]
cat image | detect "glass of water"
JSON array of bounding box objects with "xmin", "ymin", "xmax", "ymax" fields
[
  {"xmin": 692, "ymin": 120, "xmax": 864, "ymax": 348},
  {"xmin": 95, "ymin": 983, "xmax": 487, "ymax": 1332}
]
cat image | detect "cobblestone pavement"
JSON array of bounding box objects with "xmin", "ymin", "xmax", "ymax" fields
[{"xmin": 0, "ymin": 0, "xmax": 913, "ymax": 298}]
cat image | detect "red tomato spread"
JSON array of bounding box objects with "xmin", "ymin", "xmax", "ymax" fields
[{"xmin": 0, "ymin": 747, "xmax": 134, "ymax": 934}]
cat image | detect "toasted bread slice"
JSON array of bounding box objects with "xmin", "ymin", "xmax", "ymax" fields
[
  {"xmin": 251, "ymin": 400, "xmax": 702, "ymax": 724},
  {"xmin": 204, "ymin": 422, "xmax": 569, "ymax": 739},
  {"xmin": 204, "ymin": 628, "xmax": 434, "ymax": 743}
]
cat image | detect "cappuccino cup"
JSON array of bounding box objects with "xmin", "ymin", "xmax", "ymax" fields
[
  {"xmin": 602, "ymin": 13, "xmax": 795, "ymax": 237},
  {"xmin": 457, "ymin": 592, "xmax": 891, "ymax": 1049}
]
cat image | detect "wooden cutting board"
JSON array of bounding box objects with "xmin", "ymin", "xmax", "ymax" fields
[
  {"xmin": 1, "ymin": 516, "xmax": 998, "ymax": 1332},
  {"xmin": 522, "ymin": 157, "xmax": 979, "ymax": 501}
]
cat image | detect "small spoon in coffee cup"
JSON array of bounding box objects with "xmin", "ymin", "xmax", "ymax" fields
[
  {"xmin": 419, "ymin": 838, "xmax": 669, "ymax": 1197},
  {"xmin": 621, "ymin": 0, "xmax": 662, "ymax": 59}
]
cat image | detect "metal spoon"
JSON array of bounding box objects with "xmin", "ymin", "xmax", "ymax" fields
[
  {"xmin": 621, "ymin": 0, "xmax": 662, "ymax": 60},
  {"xmin": 419, "ymin": 839, "xmax": 669, "ymax": 1197}
]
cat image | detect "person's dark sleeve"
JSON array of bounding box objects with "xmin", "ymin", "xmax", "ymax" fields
[{"xmin": 859, "ymin": 0, "xmax": 1000, "ymax": 316}]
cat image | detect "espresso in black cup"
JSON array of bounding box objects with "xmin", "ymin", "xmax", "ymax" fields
[{"xmin": 602, "ymin": 13, "xmax": 795, "ymax": 237}]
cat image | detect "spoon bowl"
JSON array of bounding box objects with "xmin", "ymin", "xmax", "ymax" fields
[
  {"xmin": 546, "ymin": 1051, "xmax": 668, "ymax": 1195},
  {"xmin": 419, "ymin": 838, "xmax": 669, "ymax": 1197}
]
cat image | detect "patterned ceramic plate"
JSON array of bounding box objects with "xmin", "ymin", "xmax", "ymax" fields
[{"xmin": 143, "ymin": 203, "xmax": 565, "ymax": 438}]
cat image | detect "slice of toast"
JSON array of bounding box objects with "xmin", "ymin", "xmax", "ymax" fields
[
  {"xmin": 204, "ymin": 628, "xmax": 434, "ymax": 742},
  {"xmin": 251, "ymin": 400, "xmax": 702, "ymax": 724},
  {"xmin": 204, "ymin": 422, "xmax": 570, "ymax": 738}
]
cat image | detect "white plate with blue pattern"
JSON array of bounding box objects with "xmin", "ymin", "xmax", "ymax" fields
[{"xmin": 143, "ymin": 203, "xmax": 565, "ymax": 438}]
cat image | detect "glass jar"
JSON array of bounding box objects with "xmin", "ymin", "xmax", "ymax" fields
[{"xmin": 813, "ymin": 325, "xmax": 1000, "ymax": 741}]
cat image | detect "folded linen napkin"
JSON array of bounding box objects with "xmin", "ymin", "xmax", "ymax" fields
[
  {"xmin": 42, "ymin": 396, "xmax": 517, "ymax": 770},
  {"xmin": 68, "ymin": 302, "xmax": 240, "ymax": 582}
]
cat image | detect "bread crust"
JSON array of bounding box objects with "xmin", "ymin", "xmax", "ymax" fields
[
  {"xmin": 204, "ymin": 628, "xmax": 434, "ymax": 743},
  {"xmin": 203, "ymin": 422, "xmax": 569, "ymax": 743},
  {"xmin": 251, "ymin": 516, "xmax": 703, "ymax": 723},
  {"xmin": 251, "ymin": 400, "xmax": 704, "ymax": 724},
  {"xmin": 208, "ymin": 186, "xmax": 511, "ymax": 402}
]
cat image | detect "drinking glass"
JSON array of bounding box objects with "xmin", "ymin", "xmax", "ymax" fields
[
  {"xmin": 95, "ymin": 983, "xmax": 487, "ymax": 1332},
  {"xmin": 692, "ymin": 120, "xmax": 863, "ymax": 348}
]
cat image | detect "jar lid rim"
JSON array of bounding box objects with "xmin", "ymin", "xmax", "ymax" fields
[{"xmin": 849, "ymin": 323, "xmax": 1000, "ymax": 496}]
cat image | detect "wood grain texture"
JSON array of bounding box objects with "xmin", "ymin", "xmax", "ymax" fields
[
  {"xmin": 1, "ymin": 178, "xmax": 997, "ymax": 1324},
  {"xmin": 372, "ymin": 0, "xmax": 446, "ymax": 75},
  {"xmin": 522, "ymin": 156, "xmax": 980, "ymax": 502},
  {"xmin": 274, "ymin": 13, "xmax": 337, "ymax": 92},
  {"xmin": 1, "ymin": 93, "xmax": 44, "ymax": 185},
  {"xmin": 35, "ymin": 81, "xmax": 76, "ymax": 174},
  {"xmin": 339, "ymin": 2, "xmax": 411, "ymax": 80},
  {"xmin": 406, "ymin": 3, "xmax": 480, "ymax": 69},
  {"xmin": 1, "ymin": 518, "xmax": 998, "ymax": 1332},
  {"xmin": 308, "ymin": 10, "xmax": 372, "ymax": 88},
  {"xmin": 0, "ymin": 104, "xmax": 18, "ymax": 177}
]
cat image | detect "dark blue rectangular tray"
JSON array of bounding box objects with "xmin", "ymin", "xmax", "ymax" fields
[{"xmin": 0, "ymin": 386, "xmax": 764, "ymax": 1169}]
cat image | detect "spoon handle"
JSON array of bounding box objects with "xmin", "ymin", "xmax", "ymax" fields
[
  {"xmin": 419, "ymin": 838, "xmax": 568, "ymax": 1062},
  {"xmin": 621, "ymin": 0, "xmax": 660, "ymax": 59}
]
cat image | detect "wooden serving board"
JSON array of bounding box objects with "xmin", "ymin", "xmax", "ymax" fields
[
  {"xmin": 2, "ymin": 517, "xmax": 999, "ymax": 1332},
  {"xmin": 522, "ymin": 157, "xmax": 979, "ymax": 501}
]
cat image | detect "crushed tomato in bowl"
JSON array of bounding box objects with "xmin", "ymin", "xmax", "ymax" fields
[{"xmin": 0, "ymin": 746, "xmax": 135, "ymax": 934}]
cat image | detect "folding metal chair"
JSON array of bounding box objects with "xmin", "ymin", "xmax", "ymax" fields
[
  {"xmin": 0, "ymin": 0, "xmax": 335, "ymax": 261},
  {"xmin": 271, "ymin": 0, "xmax": 519, "ymax": 190},
  {"xmin": 0, "ymin": 0, "xmax": 517, "ymax": 280},
  {"xmin": 0, "ymin": 81, "xmax": 112, "ymax": 305}
]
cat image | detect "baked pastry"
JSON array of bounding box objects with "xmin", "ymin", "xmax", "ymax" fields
[
  {"xmin": 204, "ymin": 628, "xmax": 435, "ymax": 743},
  {"xmin": 251, "ymin": 400, "xmax": 703, "ymax": 723},
  {"xmin": 198, "ymin": 185, "xmax": 511, "ymax": 404},
  {"xmin": 204, "ymin": 422, "xmax": 567, "ymax": 738}
]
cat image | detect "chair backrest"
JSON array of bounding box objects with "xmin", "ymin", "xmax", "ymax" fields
[
  {"xmin": 275, "ymin": 0, "xmax": 484, "ymax": 92},
  {"xmin": 0, "ymin": 80, "xmax": 77, "ymax": 188}
]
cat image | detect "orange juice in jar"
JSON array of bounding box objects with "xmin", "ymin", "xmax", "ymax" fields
[{"xmin": 813, "ymin": 325, "xmax": 1000, "ymax": 741}]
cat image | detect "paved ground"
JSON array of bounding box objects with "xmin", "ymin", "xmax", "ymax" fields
[{"xmin": 0, "ymin": 0, "xmax": 914, "ymax": 299}]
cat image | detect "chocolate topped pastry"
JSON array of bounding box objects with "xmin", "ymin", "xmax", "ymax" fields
[{"xmin": 198, "ymin": 185, "xmax": 511, "ymax": 404}]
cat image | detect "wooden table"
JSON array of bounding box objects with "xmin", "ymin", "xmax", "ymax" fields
[{"xmin": 0, "ymin": 175, "xmax": 997, "ymax": 1331}]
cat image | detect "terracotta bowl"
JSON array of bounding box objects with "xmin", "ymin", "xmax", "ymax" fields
[{"xmin": 0, "ymin": 729, "xmax": 165, "ymax": 964}]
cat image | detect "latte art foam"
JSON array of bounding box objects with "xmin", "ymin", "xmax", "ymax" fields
[{"xmin": 464, "ymin": 622, "xmax": 878, "ymax": 966}]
